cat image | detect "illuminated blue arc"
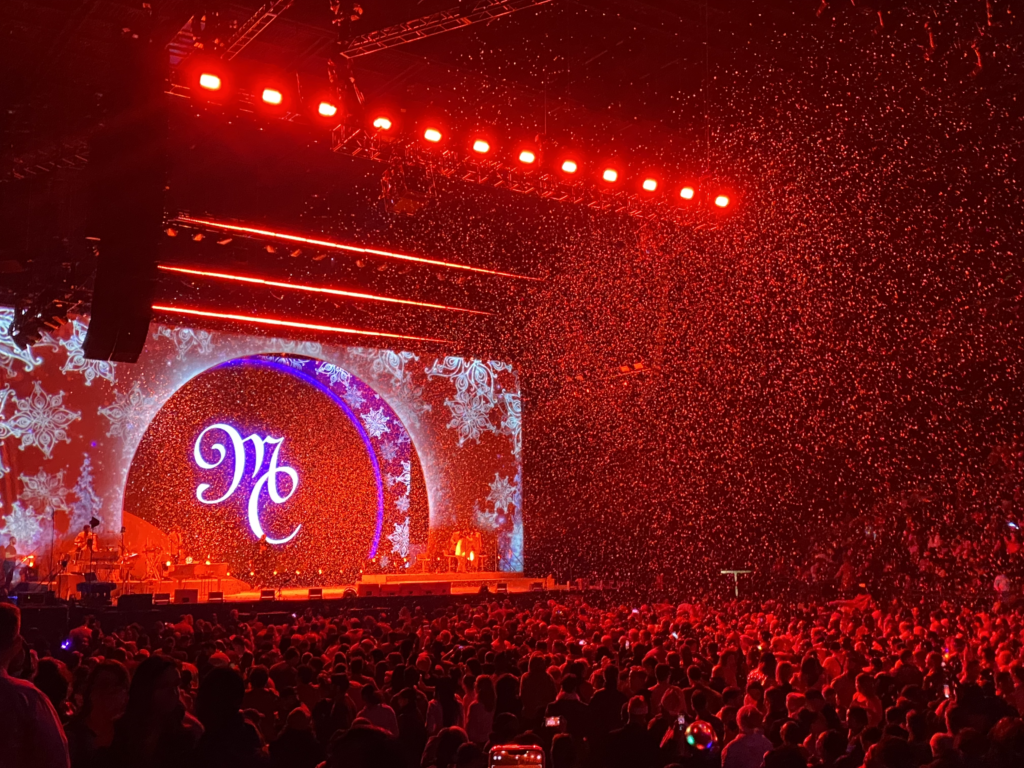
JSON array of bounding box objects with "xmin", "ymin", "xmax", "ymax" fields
[{"xmin": 213, "ymin": 356, "xmax": 386, "ymax": 559}]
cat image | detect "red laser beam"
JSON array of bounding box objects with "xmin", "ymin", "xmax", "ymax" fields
[
  {"xmin": 158, "ymin": 264, "xmax": 491, "ymax": 315},
  {"xmin": 152, "ymin": 305, "xmax": 451, "ymax": 344},
  {"xmin": 172, "ymin": 217, "xmax": 540, "ymax": 281}
]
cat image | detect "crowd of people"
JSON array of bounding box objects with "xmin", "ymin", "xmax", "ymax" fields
[{"xmin": 3, "ymin": 589, "xmax": 1024, "ymax": 768}]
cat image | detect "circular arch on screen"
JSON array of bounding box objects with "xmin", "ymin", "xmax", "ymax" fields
[{"xmin": 211, "ymin": 355, "xmax": 387, "ymax": 559}]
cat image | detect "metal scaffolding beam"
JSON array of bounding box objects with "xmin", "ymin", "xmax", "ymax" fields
[
  {"xmin": 223, "ymin": 0, "xmax": 296, "ymax": 61},
  {"xmin": 341, "ymin": 0, "xmax": 553, "ymax": 59}
]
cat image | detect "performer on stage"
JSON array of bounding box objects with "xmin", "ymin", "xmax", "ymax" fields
[
  {"xmin": 167, "ymin": 530, "xmax": 183, "ymax": 564},
  {"xmin": 2, "ymin": 535, "xmax": 18, "ymax": 593},
  {"xmin": 73, "ymin": 524, "xmax": 95, "ymax": 562}
]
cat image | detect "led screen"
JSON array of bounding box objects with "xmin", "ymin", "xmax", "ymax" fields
[{"xmin": 0, "ymin": 309, "xmax": 523, "ymax": 586}]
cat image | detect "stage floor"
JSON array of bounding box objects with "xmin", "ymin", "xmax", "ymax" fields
[{"xmin": 56, "ymin": 572, "xmax": 561, "ymax": 605}]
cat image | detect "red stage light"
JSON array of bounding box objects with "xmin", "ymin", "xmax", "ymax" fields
[
  {"xmin": 262, "ymin": 88, "xmax": 283, "ymax": 105},
  {"xmin": 372, "ymin": 116, "xmax": 392, "ymax": 131},
  {"xmin": 152, "ymin": 305, "xmax": 451, "ymax": 344},
  {"xmin": 518, "ymin": 150, "xmax": 536, "ymax": 164},
  {"xmin": 680, "ymin": 186, "xmax": 695, "ymax": 200},
  {"xmin": 561, "ymin": 159, "xmax": 578, "ymax": 174},
  {"xmin": 158, "ymin": 264, "xmax": 491, "ymax": 315},
  {"xmin": 642, "ymin": 178, "xmax": 658, "ymax": 192},
  {"xmin": 714, "ymin": 194, "xmax": 730, "ymax": 208},
  {"xmin": 602, "ymin": 168, "xmax": 619, "ymax": 183},
  {"xmin": 172, "ymin": 217, "xmax": 542, "ymax": 280},
  {"xmin": 424, "ymin": 127, "xmax": 443, "ymax": 143},
  {"xmin": 472, "ymin": 139, "xmax": 491, "ymax": 154},
  {"xmin": 317, "ymin": 101, "xmax": 338, "ymax": 118},
  {"xmin": 198, "ymin": 73, "xmax": 222, "ymax": 91}
]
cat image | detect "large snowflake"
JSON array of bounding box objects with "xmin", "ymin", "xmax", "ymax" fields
[
  {"xmin": 98, "ymin": 381, "xmax": 156, "ymax": 442},
  {"xmin": 388, "ymin": 460, "xmax": 411, "ymax": 494},
  {"xmin": 387, "ymin": 516, "xmax": 411, "ymax": 558},
  {"xmin": 315, "ymin": 362, "xmax": 352, "ymax": 387},
  {"xmin": 425, "ymin": 357, "xmax": 513, "ymax": 445},
  {"xmin": 57, "ymin": 320, "xmax": 115, "ymax": 386},
  {"xmin": 0, "ymin": 381, "xmax": 81, "ymax": 458},
  {"xmin": 153, "ymin": 326, "xmax": 213, "ymax": 359},
  {"xmin": 20, "ymin": 469, "xmax": 71, "ymax": 513},
  {"xmin": 361, "ymin": 406, "xmax": 391, "ymax": 438},
  {"xmin": 1, "ymin": 502, "xmax": 46, "ymax": 551},
  {"xmin": 487, "ymin": 473, "xmax": 517, "ymax": 515},
  {"xmin": 395, "ymin": 494, "xmax": 410, "ymax": 514},
  {"xmin": 0, "ymin": 309, "xmax": 44, "ymax": 378}
]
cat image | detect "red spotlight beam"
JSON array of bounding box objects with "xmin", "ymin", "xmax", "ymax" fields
[
  {"xmin": 152, "ymin": 305, "xmax": 451, "ymax": 344},
  {"xmin": 171, "ymin": 216, "xmax": 542, "ymax": 281},
  {"xmin": 158, "ymin": 264, "xmax": 492, "ymax": 315}
]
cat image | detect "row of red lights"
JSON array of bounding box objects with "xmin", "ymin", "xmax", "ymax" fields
[
  {"xmin": 194, "ymin": 69, "xmax": 731, "ymax": 209},
  {"xmin": 415, "ymin": 121, "xmax": 729, "ymax": 207}
]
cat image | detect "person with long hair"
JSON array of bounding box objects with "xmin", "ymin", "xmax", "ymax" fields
[
  {"xmin": 107, "ymin": 654, "xmax": 202, "ymax": 768},
  {"xmin": 65, "ymin": 660, "xmax": 130, "ymax": 768}
]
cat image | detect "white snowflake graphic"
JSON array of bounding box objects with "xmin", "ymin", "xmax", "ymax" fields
[
  {"xmin": 387, "ymin": 460, "xmax": 411, "ymax": 494},
  {"xmin": 153, "ymin": 326, "xmax": 213, "ymax": 359},
  {"xmin": 342, "ymin": 384, "xmax": 365, "ymax": 411},
  {"xmin": 0, "ymin": 309, "xmax": 44, "ymax": 378},
  {"xmin": 280, "ymin": 355, "xmax": 310, "ymax": 371},
  {"xmin": 58, "ymin": 320, "xmax": 115, "ymax": 386},
  {"xmin": 387, "ymin": 516, "xmax": 411, "ymax": 558},
  {"xmin": 276, "ymin": 339, "xmax": 323, "ymax": 356},
  {"xmin": 378, "ymin": 554, "xmax": 391, "ymax": 568},
  {"xmin": 378, "ymin": 440, "xmax": 399, "ymax": 462},
  {"xmin": 500, "ymin": 391, "xmax": 522, "ymax": 457},
  {"xmin": 425, "ymin": 357, "xmax": 513, "ymax": 446},
  {"xmin": 1, "ymin": 501, "xmax": 47, "ymax": 551},
  {"xmin": 0, "ymin": 381, "xmax": 81, "ymax": 458},
  {"xmin": 19, "ymin": 469, "xmax": 71, "ymax": 513},
  {"xmin": 315, "ymin": 362, "xmax": 352, "ymax": 387},
  {"xmin": 354, "ymin": 348, "xmax": 419, "ymax": 387},
  {"xmin": 70, "ymin": 455, "xmax": 103, "ymax": 530},
  {"xmin": 98, "ymin": 381, "xmax": 156, "ymax": 442},
  {"xmin": 361, "ymin": 406, "xmax": 391, "ymax": 438},
  {"xmin": 487, "ymin": 473, "xmax": 517, "ymax": 515},
  {"xmin": 395, "ymin": 494, "xmax": 410, "ymax": 514}
]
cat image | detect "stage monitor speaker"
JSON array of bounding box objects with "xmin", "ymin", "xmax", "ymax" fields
[
  {"xmin": 13, "ymin": 582, "xmax": 49, "ymax": 594},
  {"xmin": 83, "ymin": 28, "xmax": 167, "ymax": 363},
  {"xmin": 422, "ymin": 583, "xmax": 451, "ymax": 596},
  {"xmin": 260, "ymin": 589, "xmax": 276, "ymax": 602},
  {"xmin": 17, "ymin": 589, "xmax": 55, "ymax": 606},
  {"xmin": 208, "ymin": 591, "xmax": 224, "ymax": 603},
  {"xmin": 308, "ymin": 588, "xmax": 323, "ymax": 600},
  {"xmin": 174, "ymin": 589, "xmax": 199, "ymax": 604},
  {"xmin": 118, "ymin": 593, "xmax": 153, "ymax": 610},
  {"xmin": 153, "ymin": 593, "xmax": 171, "ymax": 605},
  {"xmin": 496, "ymin": 583, "xmax": 509, "ymax": 594},
  {"xmin": 356, "ymin": 584, "xmax": 379, "ymax": 597}
]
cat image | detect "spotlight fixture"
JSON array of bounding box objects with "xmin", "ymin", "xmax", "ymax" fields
[
  {"xmin": 680, "ymin": 186, "xmax": 695, "ymax": 200},
  {"xmin": 372, "ymin": 116, "xmax": 393, "ymax": 131},
  {"xmin": 642, "ymin": 178, "xmax": 658, "ymax": 192},
  {"xmin": 317, "ymin": 101, "xmax": 338, "ymax": 117},
  {"xmin": 602, "ymin": 168, "xmax": 619, "ymax": 183},
  {"xmin": 472, "ymin": 139, "xmax": 491, "ymax": 154},
  {"xmin": 518, "ymin": 149, "xmax": 537, "ymax": 164},
  {"xmin": 261, "ymin": 88, "xmax": 283, "ymax": 105},
  {"xmin": 423, "ymin": 127, "xmax": 443, "ymax": 143},
  {"xmin": 198, "ymin": 73, "xmax": 222, "ymax": 91},
  {"xmin": 714, "ymin": 194, "xmax": 730, "ymax": 208},
  {"xmin": 561, "ymin": 159, "xmax": 578, "ymax": 174}
]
